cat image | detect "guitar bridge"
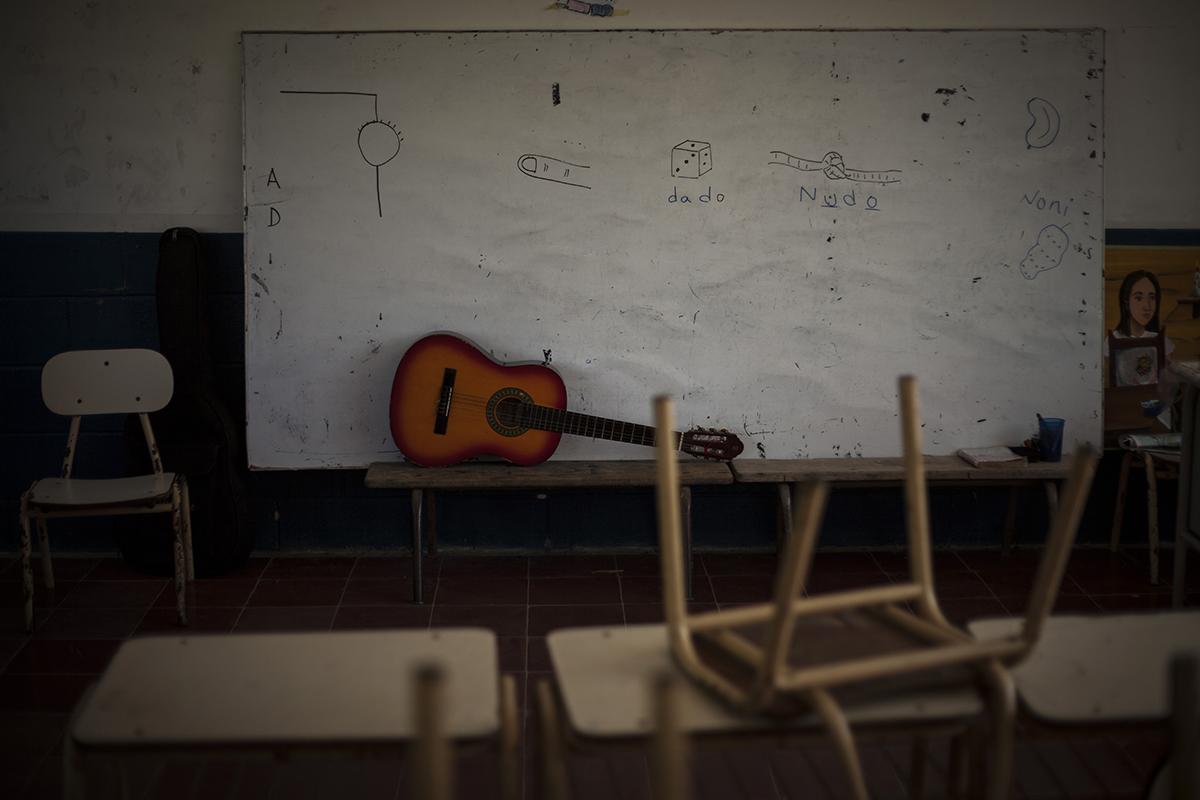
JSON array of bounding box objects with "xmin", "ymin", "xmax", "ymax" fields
[{"xmin": 434, "ymin": 367, "xmax": 456, "ymax": 435}]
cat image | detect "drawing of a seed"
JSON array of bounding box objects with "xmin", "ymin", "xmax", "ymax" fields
[
  {"xmin": 1019, "ymin": 224, "xmax": 1069, "ymax": 279},
  {"xmin": 1024, "ymin": 97, "xmax": 1061, "ymax": 149}
]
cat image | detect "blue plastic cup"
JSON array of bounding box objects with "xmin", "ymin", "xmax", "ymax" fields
[{"xmin": 1037, "ymin": 417, "xmax": 1065, "ymax": 463}]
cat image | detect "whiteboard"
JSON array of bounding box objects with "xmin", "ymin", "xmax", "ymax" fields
[{"xmin": 243, "ymin": 30, "xmax": 1103, "ymax": 469}]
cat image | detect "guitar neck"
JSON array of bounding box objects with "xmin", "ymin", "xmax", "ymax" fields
[{"xmin": 521, "ymin": 404, "xmax": 681, "ymax": 450}]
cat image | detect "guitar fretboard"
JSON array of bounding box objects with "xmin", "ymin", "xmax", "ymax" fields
[{"xmin": 515, "ymin": 404, "xmax": 681, "ymax": 449}]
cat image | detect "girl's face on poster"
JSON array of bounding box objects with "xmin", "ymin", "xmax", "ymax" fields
[{"xmin": 1128, "ymin": 277, "xmax": 1157, "ymax": 332}]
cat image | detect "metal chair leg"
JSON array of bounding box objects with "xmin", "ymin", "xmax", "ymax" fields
[
  {"xmin": 171, "ymin": 483, "xmax": 188, "ymax": 626},
  {"xmin": 810, "ymin": 688, "xmax": 869, "ymax": 800},
  {"xmin": 19, "ymin": 494, "xmax": 35, "ymax": 632},
  {"xmin": 498, "ymin": 674, "xmax": 520, "ymax": 800},
  {"xmin": 981, "ymin": 661, "xmax": 1016, "ymax": 800},
  {"xmin": 909, "ymin": 736, "xmax": 929, "ymax": 800},
  {"xmin": 1144, "ymin": 452, "xmax": 1161, "ymax": 584},
  {"xmin": 180, "ymin": 477, "xmax": 195, "ymax": 581},
  {"xmin": 36, "ymin": 517, "xmax": 54, "ymax": 589}
]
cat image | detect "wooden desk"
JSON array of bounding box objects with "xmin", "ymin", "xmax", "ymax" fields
[
  {"xmin": 365, "ymin": 460, "xmax": 735, "ymax": 603},
  {"xmin": 67, "ymin": 629, "xmax": 512, "ymax": 797},
  {"xmin": 731, "ymin": 456, "xmax": 1073, "ymax": 552}
]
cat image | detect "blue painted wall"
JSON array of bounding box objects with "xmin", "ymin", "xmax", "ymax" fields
[{"xmin": 2, "ymin": 230, "xmax": 1186, "ymax": 559}]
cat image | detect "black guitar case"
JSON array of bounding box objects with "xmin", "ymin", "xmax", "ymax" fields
[{"xmin": 120, "ymin": 227, "xmax": 252, "ymax": 576}]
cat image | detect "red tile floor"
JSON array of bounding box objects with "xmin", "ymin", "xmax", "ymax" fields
[{"xmin": 0, "ymin": 547, "xmax": 1195, "ymax": 798}]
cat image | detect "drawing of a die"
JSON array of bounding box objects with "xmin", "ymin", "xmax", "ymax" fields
[{"xmin": 671, "ymin": 140, "xmax": 712, "ymax": 179}]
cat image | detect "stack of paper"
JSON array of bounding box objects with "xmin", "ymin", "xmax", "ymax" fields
[{"xmin": 956, "ymin": 446, "xmax": 1026, "ymax": 467}]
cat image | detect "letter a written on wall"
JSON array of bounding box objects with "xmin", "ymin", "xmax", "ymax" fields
[{"xmin": 267, "ymin": 168, "xmax": 281, "ymax": 226}]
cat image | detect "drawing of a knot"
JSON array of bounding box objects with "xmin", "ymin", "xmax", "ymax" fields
[
  {"xmin": 768, "ymin": 149, "xmax": 902, "ymax": 185},
  {"xmin": 821, "ymin": 151, "xmax": 848, "ymax": 180}
]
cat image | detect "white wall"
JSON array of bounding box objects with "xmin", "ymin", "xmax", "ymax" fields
[{"xmin": 1, "ymin": 0, "xmax": 1197, "ymax": 232}]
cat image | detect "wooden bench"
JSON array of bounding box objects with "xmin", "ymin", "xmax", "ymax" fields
[
  {"xmin": 364, "ymin": 460, "xmax": 735, "ymax": 603},
  {"xmin": 731, "ymin": 456, "xmax": 1074, "ymax": 553},
  {"xmin": 364, "ymin": 456, "xmax": 1070, "ymax": 603}
]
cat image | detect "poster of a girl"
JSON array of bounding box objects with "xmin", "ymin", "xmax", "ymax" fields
[{"xmin": 1105, "ymin": 269, "xmax": 1174, "ymax": 387}]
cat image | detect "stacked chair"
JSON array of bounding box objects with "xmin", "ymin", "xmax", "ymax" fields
[{"xmin": 542, "ymin": 375, "xmax": 1098, "ymax": 799}]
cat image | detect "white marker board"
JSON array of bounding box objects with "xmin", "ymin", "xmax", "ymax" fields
[{"xmin": 243, "ymin": 30, "xmax": 1103, "ymax": 469}]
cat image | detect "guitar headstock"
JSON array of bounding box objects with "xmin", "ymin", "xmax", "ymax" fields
[{"xmin": 680, "ymin": 428, "xmax": 745, "ymax": 461}]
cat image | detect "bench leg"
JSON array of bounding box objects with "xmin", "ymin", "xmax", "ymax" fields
[
  {"xmin": 776, "ymin": 482, "xmax": 792, "ymax": 553},
  {"xmin": 681, "ymin": 486, "xmax": 693, "ymax": 601},
  {"xmin": 412, "ymin": 488, "xmax": 425, "ymax": 604},
  {"xmin": 1001, "ymin": 487, "xmax": 1018, "ymax": 554},
  {"xmin": 427, "ymin": 491, "xmax": 439, "ymax": 557}
]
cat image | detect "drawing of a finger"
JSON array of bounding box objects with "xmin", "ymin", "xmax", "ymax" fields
[
  {"xmin": 1024, "ymin": 97, "xmax": 1061, "ymax": 149},
  {"xmin": 517, "ymin": 153, "xmax": 591, "ymax": 189},
  {"xmin": 1019, "ymin": 224, "xmax": 1069, "ymax": 279}
]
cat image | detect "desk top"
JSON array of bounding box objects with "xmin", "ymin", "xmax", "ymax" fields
[
  {"xmin": 548, "ymin": 625, "xmax": 981, "ymax": 737},
  {"xmin": 731, "ymin": 455, "xmax": 1072, "ymax": 484},
  {"xmin": 1169, "ymin": 360, "xmax": 1200, "ymax": 387},
  {"xmin": 968, "ymin": 612, "xmax": 1200, "ymax": 723},
  {"xmin": 365, "ymin": 459, "xmax": 734, "ymax": 489},
  {"xmin": 71, "ymin": 629, "xmax": 499, "ymax": 746}
]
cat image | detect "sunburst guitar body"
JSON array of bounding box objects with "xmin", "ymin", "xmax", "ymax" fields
[{"xmin": 389, "ymin": 332, "xmax": 744, "ymax": 467}]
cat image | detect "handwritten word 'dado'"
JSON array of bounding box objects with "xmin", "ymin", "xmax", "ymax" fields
[
  {"xmin": 667, "ymin": 186, "xmax": 726, "ymax": 204},
  {"xmin": 797, "ymin": 186, "xmax": 881, "ymax": 212}
]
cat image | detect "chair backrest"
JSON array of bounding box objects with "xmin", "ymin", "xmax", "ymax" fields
[
  {"xmin": 42, "ymin": 349, "xmax": 173, "ymax": 416},
  {"xmin": 1107, "ymin": 328, "xmax": 1166, "ymax": 387}
]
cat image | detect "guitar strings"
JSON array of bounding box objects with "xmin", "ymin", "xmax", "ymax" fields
[{"xmin": 419, "ymin": 392, "xmax": 672, "ymax": 441}]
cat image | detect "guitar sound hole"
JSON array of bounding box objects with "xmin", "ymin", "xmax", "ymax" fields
[{"xmin": 493, "ymin": 397, "xmax": 527, "ymax": 430}]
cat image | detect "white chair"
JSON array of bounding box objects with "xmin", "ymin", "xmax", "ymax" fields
[{"xmin": 18, "ymin": 349, "xmax": 194, "ymax": 630}]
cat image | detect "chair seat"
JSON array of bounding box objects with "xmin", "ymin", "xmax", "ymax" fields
[
  {"xmin": 547, "ymin": 624, "xmax": 982, "ymax": 738},
  {"xmin": 691, "ymin": 610, "xmax": 981, "ymax": 716},
  {"xmin": 968, "ymin": 611, "xmax": 1200, "ymax": 723},
  {"xmin": 28, "ymin": 474, "xmax": 177, "ymax": 507}
]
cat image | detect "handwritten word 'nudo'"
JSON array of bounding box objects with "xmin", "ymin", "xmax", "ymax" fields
[{"xmin": 797, "ymin": 186, "xmax": 881, "ymax": 211}]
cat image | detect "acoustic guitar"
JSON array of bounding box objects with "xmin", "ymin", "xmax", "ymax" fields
[{"xmin": 389, "ymin": 332, "xmax": 744, "ymax": 466}]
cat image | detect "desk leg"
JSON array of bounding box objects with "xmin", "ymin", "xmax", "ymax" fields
[
  {"xmin": 1145, "ymin": 452, "xmax": 1160, "ymax": 585},
  {"xmin": 1111, "ymin": 451, "xmax": 1133, "ymax": 551},
  {"xmin": 412, "ymin": 488, "xmax": 425, "ymax": 604},
  {"xmin": 681, "ymin": 486, "xmax": 693, "ymax": 601},
  {"xmin": 776, "ymin": 483, "xmax": 792, "ymax": 553},
  {"xmin": 1175, "ymin": 385, "xmax": 1197, "ymax": 608}
]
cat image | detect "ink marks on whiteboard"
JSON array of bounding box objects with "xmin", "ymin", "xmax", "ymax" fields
[
  {"xmin": 767, "ymin": 150, "xmax": 902, "ymax": 185},
  {"xmin": 1024, "ymin": 97, "xmax": 1061, "ymax": 149},
  {"xmin": 666, "ymin": 140, "xmax": 726, "ymax": 205},
  {"xmin": 358, "ymin": 120, "xmax": 401, "ymax": 168},
  {"xmin": 279, "ymin": 90, "xmax": 402, "ymax": 217},
  {"xmin": 517, "ymin": 154, "xmax": 591, "ymax": 189},
  {"xmin": 768, "ymin": 149, "xmax": 898, "ymax": 214},
  {"xmin": 667, "ymin": 186, "xmax": 724, "ymax": 204},
  {"xmin": 1020, "ymin": 224, "xmax": 1069, "ymax": 280},
  {"xmin": 671, "ymin": 140, "xmax": 712, "ymax": 179}
]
